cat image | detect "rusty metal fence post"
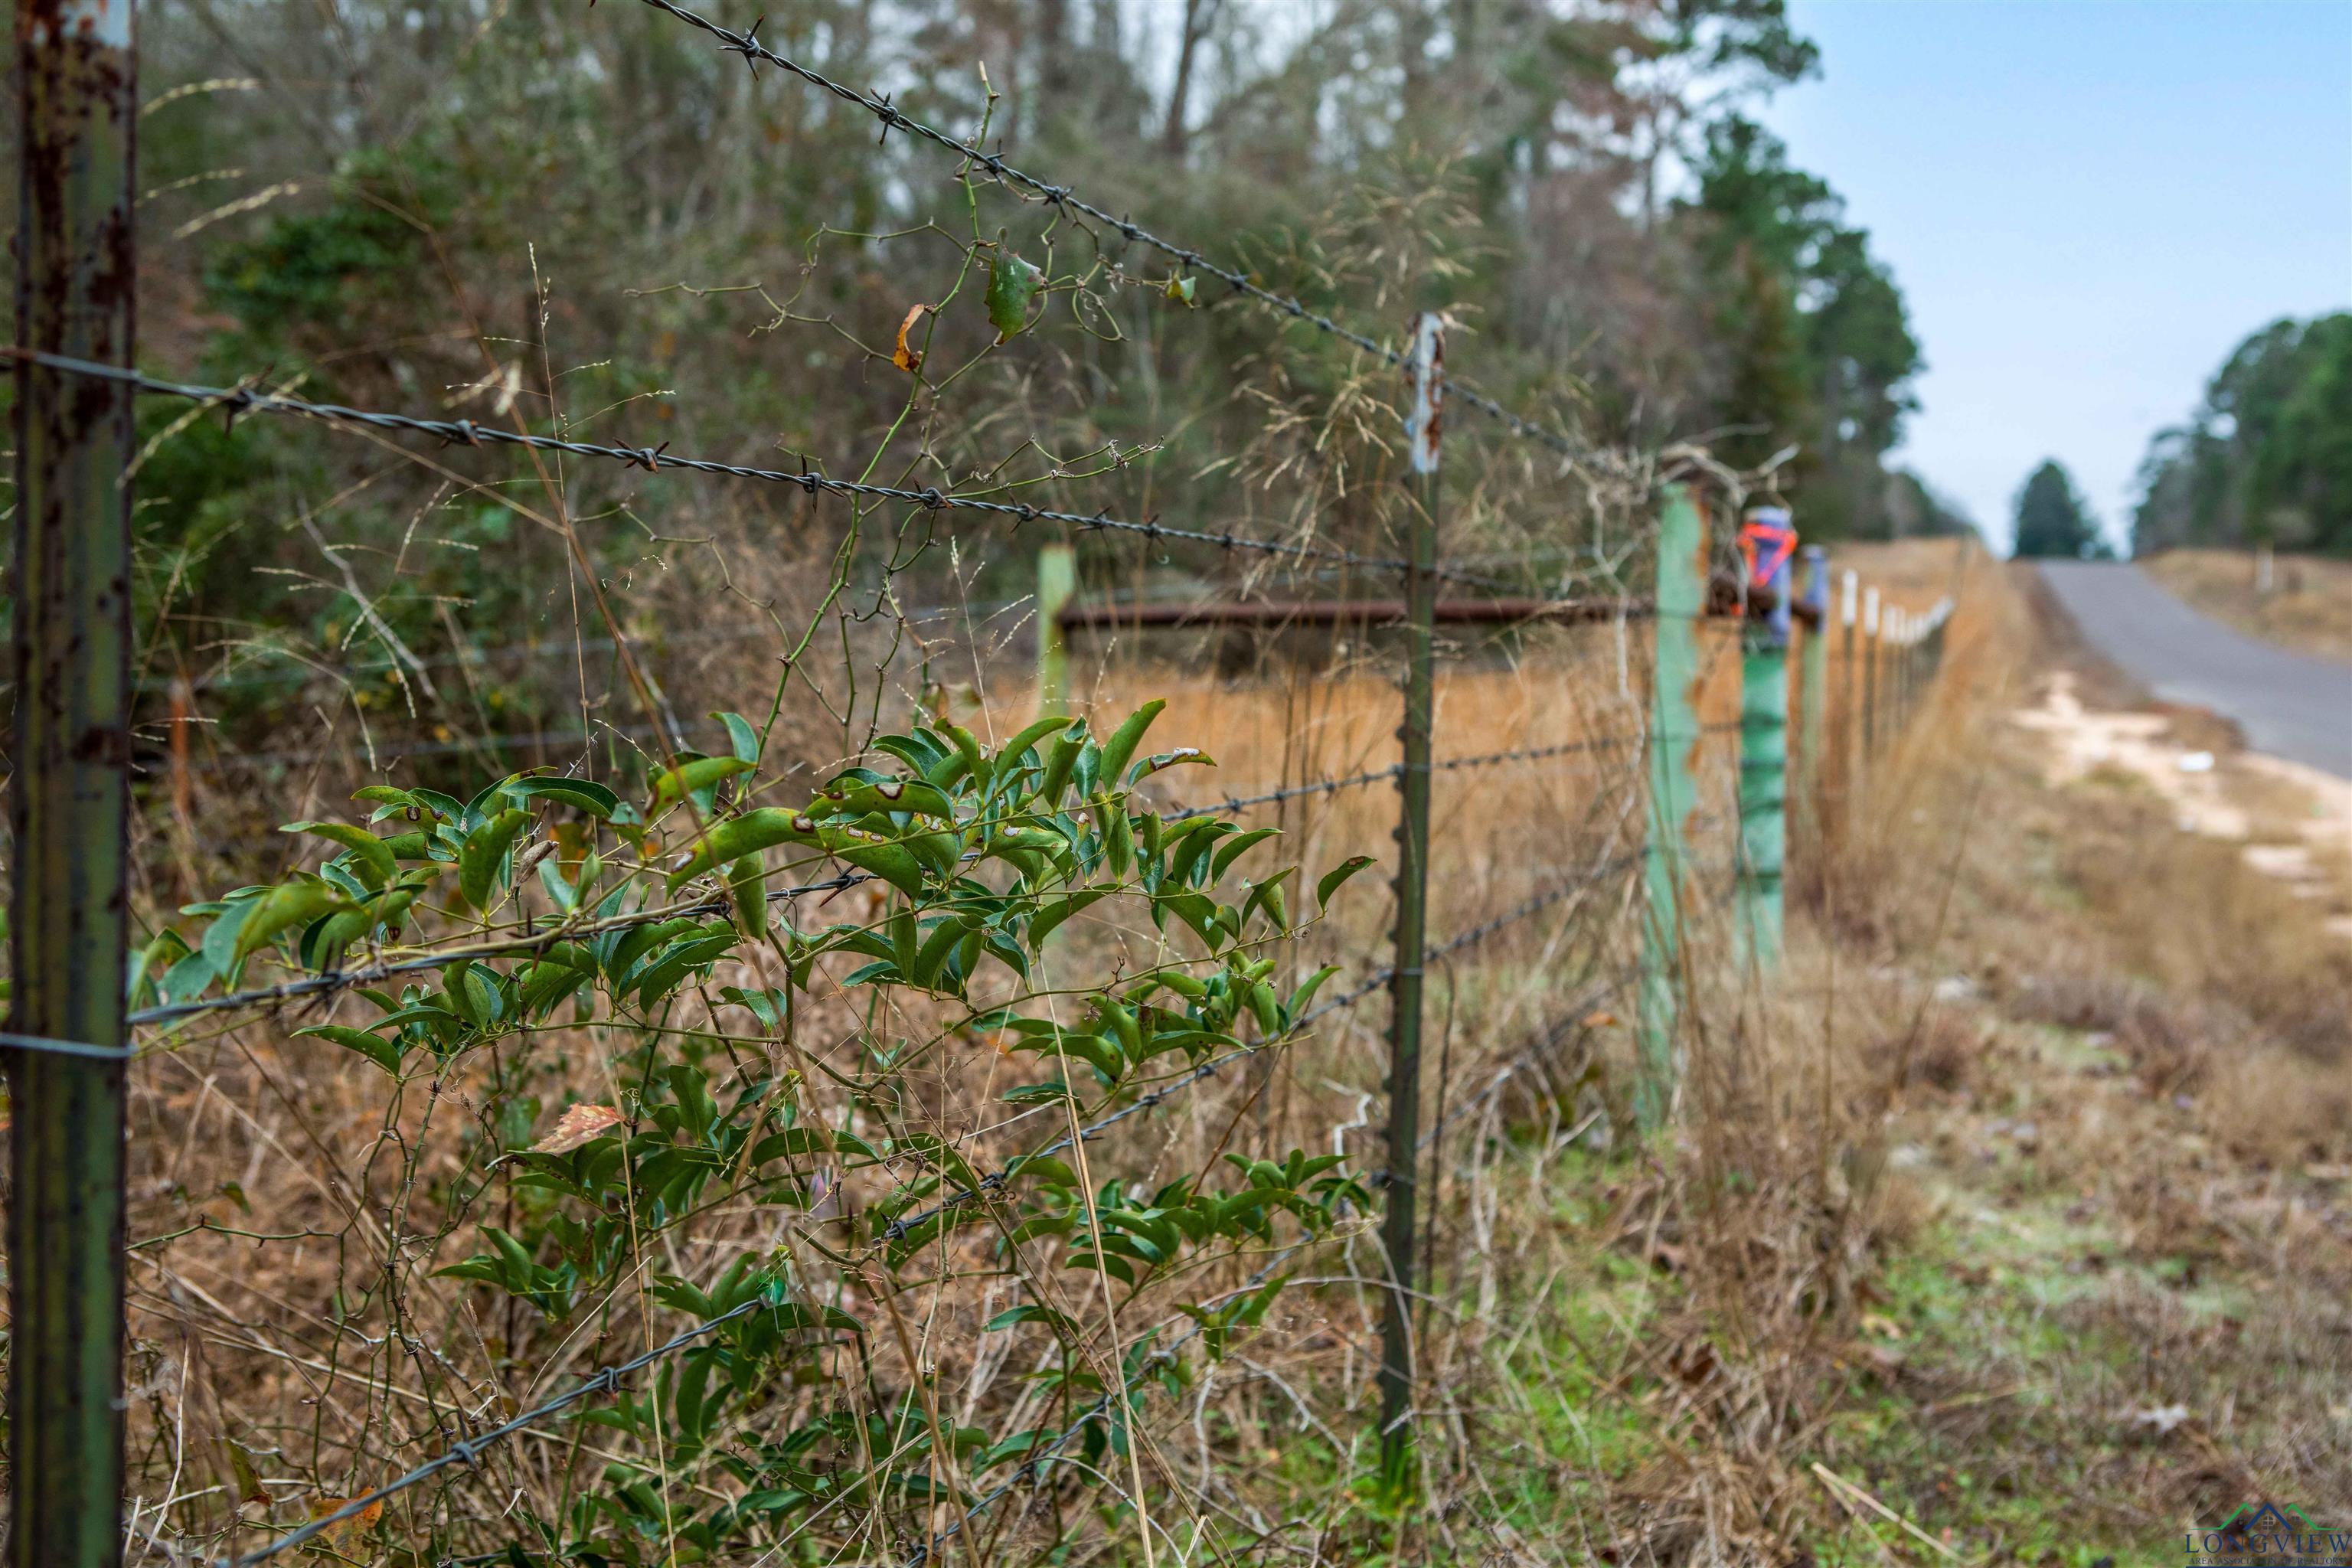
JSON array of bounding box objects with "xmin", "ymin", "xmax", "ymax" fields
[
  {"xmin": 1378, "ymin": 311, "xmax": 1442, "ymax": 1489},
  {"xmin": 9, "ymin": 0, "xmax": 139, "ymax": 1562}
]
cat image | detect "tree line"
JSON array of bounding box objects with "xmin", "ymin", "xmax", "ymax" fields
[
  {"xmin": 2133, "ymin": 313, "xmax": 2352, "ymax": 557},
  {"xmin": 106, "ymin": 0, "xmax": 1976, "ymax": 780}
]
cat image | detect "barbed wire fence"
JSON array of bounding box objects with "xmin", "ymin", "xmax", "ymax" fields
[{"xmin": 3, "ymin": 9, "xmax": 1957, "ymax": 1566}]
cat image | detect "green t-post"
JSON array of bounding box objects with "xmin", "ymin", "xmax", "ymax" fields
[
  {"xmin": 1736, "ymin": 517, "xmax": 1792, "ymax": 969},
  {"xmin": 1035, "ymin": 542, "xmax": 1075, "ymax": 717},
  {"xmin": 1637, "ymin": 482, "xmax": 1706, "ymax": 1129}
]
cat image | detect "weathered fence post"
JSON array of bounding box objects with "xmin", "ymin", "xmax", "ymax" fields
[
  {"xmin": 1838, "ymin": 570, "xmax": 1858, "ymax": 802},
  {"xmin": 1036, "ymin": 541, "xmax": 1074, "ymax": 717},
  {"xmin": 1890, "ymin": 611, "xmax": 1909, "ymax": 738},
  {"xmin": 1860, "ymin": 584, "xmax": 1881, "ymax": 766},
  {"xmin": 1883, "ymin": 606, "xmax": 1900, "ymax": 737},
  {"xmin": 1379, "ymin": 310, "xmax": 1442, "ymax": 1489},
  {"xmin": 1797, "ymin": 546, "xmax": 1828, "ymax": 843},
  {"xmin": 1896, "ymin": 609, "xmax": 1914, "ymax": 733},
  {"xmin": 1735, "ymin": 508, "xmax": 1793, "ymax": 969},
  {"xmin": 11, "ymin": 0, "xmax": 138, "ymax": 1561},
  {"xmin": 1636, "ymin": 481, "xmax": 1706, "ymax": 1129}
]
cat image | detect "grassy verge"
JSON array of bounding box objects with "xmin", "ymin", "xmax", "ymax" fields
[
  {"xmin": 2139, "ymin": 548, "xmax": 2352, "ymax": 662},
  {"xmin": 1199, "ymin": 553, "xmax": 2352, "ymax": 1565}
]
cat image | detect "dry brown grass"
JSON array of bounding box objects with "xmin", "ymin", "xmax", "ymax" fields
[
  {"xmin": 82, "ymin": 527, "xmax": 2352, "ymax": 1567},
  {"xmin": 2140, "ymin": 547, "xmax": 2352, "ymax": 662}
]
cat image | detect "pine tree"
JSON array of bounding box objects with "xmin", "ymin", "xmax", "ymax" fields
[{"xmin": 2013, "ymin": 460, "xmax": 2105, "ymax": 559}]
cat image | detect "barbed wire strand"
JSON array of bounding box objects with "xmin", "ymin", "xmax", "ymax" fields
[
  {"xmin": 629, "ymin": 0, "xmax": 1602, "ymax": 464},
  {"xmin": 128, "ymin": 867, "xmax": 874, "ymax": 1028},
  {"xmin": 131, "ymin": 719, "xmax": 1732, "ymax": 1027},
  {"xmin": 225, "ymin": 1294, "xmax": 778, "ymax": 1566},
  {"xmin": 9, "ymin": 351, "xmax": 1521, "ymax": 587},
  {"xmin": 1161, "ymin": 733, "xmax": 1646, "ymax": 823}
]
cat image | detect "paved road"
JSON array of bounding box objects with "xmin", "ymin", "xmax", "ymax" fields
[{"xmin": 2039, "ymin": 560, "xmax": 2352, "ymax": 779}]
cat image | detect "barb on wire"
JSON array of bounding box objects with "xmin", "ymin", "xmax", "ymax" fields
[
  {"xmin": 8, "ymin": 351, "xmax": 1429, "ymax": 579},
  {"xmin": 626, "ymin": 0, "xmax": 1602, "ymax": 464}
]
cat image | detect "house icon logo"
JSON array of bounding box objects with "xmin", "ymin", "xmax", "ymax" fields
[{"xmin": 2187, "ymin": 1501, "xmax": 2347, "ymax": 1565}]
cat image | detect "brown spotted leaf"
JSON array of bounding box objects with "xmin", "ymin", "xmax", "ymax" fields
[
  {"xmin": 531, "ymin": 1102, "xmax": 621, "ymax": 1155},
  {"xmin": 305, "ymin": 1495, "xmax": 384, "ymax": 1556}
]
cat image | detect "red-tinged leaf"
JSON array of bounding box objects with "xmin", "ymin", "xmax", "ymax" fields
[{"xmin": 531, "ymin": 1102, "xmax": 621, "ymax": 1155}]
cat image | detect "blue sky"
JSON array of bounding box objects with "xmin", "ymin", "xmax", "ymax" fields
[{"xmin": 1761, "ymin": 0, "xmax": 2352, "ymax": 554}]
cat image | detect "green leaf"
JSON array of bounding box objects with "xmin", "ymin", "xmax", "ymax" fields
[
  {"xmin": 652, "ymin": 756, "xmax": 756, "ymax": 815},
  {"xmin": 1099, "ymin": 803, "xmax": 1134, "ymax": 878},
  {"xmin": 1210, "ymin": 827, "xmax": 1280, "ymax": 883},
  {"xmin": 1038, "ymin": 724, "xmax": 1088, "ymax": 805},
  {"xmin": 504, "ymin": 778, "xmax": 619, "ymax": 819},
  {"xmin": 727, "ymin": 856, "xmax": 769, "ymax": 939},
  {"xmin": 1129, "ymin": 746, "xmax": 1214, "ymax": 784},
  {"xmin": 234, "ymin": 882, "xmax": 349, "ymax": 965},
  {"xmin": 668, "ymin": 808, "xmax": 825, "ymax": 886},
  {"xmin": 459, "ymin": 809, "xmax": 532, "ymax": 910},
  {"xmin": 986, "ymin": 250, "xmax": 1042, "ymax": 341},
  {"xmin": 354, "ymin": 784, "xmax": 436, "ymax": 815},
  {"xmin": 1002, "ymin": 1153, "xmax": 1079, "ymax": 1187},
  {"xmin": 714, "ymin": 710, "xmax": 760, "ymax": 764},
  {"xmin": 910, "ymin": 916, "xmax": 974, "ymax": 992},
  {"xmin": 1316, "ymin": 854, "xmax": 1377, "ymax": 911},
  {"xmin": 295, "ymin": 1024, "xmax": 405, "ymax": 1076},
  {"xmin": 1029, "ymin": 889, "xmax": 1110, "ymax": 949},
  {"xmin": 1097, "ymin": 700, "xmax": 1166, "ymax": 791},
  {"xmin": 1286, "ymin": 964, "xmax": 1341, "ymax": 1021},
  {"xmin": 815, "ymin": 776, "xmax": 956, "ymax": 822},
  {"xmin": 1000, "ymin": 1080, "xmax": 1074, "ymax": 1106},
  {"xmin": 1155, "ymin": 890, "xmax": 1220, "ymax": 946},
  {"xmin": 991, "ymin": 716, "xmax": 1074, "ymax": 786},
  {"xmin": 985, "ymin": 1304, "xmax": 1080, "ymax": 1335},
  {"xmin": 282, "ymin": 821, "xmax": 397, "ymax": 890},
  {"xmin": 838, "ymin": 838, "xmax": 925, "ymax": 900},
  {"xmin": 1241, "ymin": 867, "xmax": 1295, "ymax": 933}
]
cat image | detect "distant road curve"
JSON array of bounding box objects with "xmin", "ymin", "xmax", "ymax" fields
[{"xmin": 2038, "ymin": 560, "xmax": 2351, "ymax": 780}]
